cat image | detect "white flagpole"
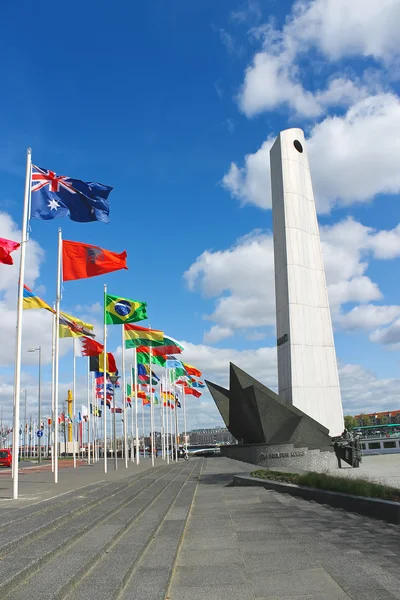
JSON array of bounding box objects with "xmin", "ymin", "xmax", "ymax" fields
[
  {"xmin": 134, "ymin": 350, "xmax": 139, "ymax": 464},
  {"xmin": 174, "ymin": 381, "xmax": 179, "ymax": 461},
  {"xmin": 129, "ymin": 361, "xmax": 133, "ymax": 462},
  {"xmin": 149, "ymin": 345, "xmax": 155, "ymax": 466},
  {"xmin": 72, "ymin": 338, "xmax": 77, "ymax": 468},
  {"xmin": 103, "ymin": 284, "xmax": 107, "ymax": 473},
  {"xmin": 121, "ymin": 326, "xmax": 128, "ymax": 469},
  {"xmin": 87, "ymin": 357, "xmax": 91, "ymax": 465},
  {"xmin": 12, "ymin": 148, "xmax": 31, "ymax": 499},
  {"xmin": 181, "ymin": 384, "xmax": 188, "ymax": 453},
  {"xmin": 54, "ymin": 228, "xmax": 62, "ymax": 484},
  {"xmin": 165, "ymin": 376, "xmax": 169, "ymax": 464},
  {"xmin": 160, "ymin": 385, "xmax": 165, "ymax": 460},
  {"xmin": 51, "ymin": 304, "xmax": 56, "ymax": 473},
  {"xmin": 141, "ymin": 385, "xmax": 146, "ymax": 458}
]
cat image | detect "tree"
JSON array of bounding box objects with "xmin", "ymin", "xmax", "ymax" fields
[
  {"xmin": 358, "ymin": 414, "xmax": 372, "ymax": 426},
  {"xmin": 344, "ymin": 415, "xmax": 357, "ymax": 430}
]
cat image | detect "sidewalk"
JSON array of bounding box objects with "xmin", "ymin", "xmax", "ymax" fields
[
  {"xmin": 168, "ymin": 457, "xmax": 400, "ymax": 600},
  {"xmin": 0, "ymin": 457, "xmax": 164, "ymax": 507}
]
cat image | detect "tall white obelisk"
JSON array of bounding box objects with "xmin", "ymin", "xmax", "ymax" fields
[{"xmin": 270, "ymin": 128, "xmax": 343, "ymax": 437}]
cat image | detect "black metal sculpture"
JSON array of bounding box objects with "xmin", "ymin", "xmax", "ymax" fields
[{"xmin": 332, "ymin": 429, "xmax": 362, "ymax": 468}]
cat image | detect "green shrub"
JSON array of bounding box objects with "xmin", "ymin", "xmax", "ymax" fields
[{"xmin": 250, "ymin": 469, "xmax": 400, "ymax": 502}]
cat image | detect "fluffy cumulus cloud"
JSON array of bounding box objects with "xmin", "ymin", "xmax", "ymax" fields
[
  {"xmin": 223, "ymin": 94, "xmax": 400, "ymax": 213},
  {"xmin": 185, "ymin": 218, "xmax": 400, "ymax": 343},
  {"xmin": 238, "ymin": 0, "xmax": 400, "ymax": 119},
  {"xmin": 285, "ymin": 0, "xmax": 400, "ymax": 64}
]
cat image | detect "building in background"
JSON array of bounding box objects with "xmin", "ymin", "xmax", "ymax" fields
[
  {"xmin": 354, "ymin": 411, "xmax": 400, "ymax": 426},
  {"xmin": 188, "ymin": 427, "xmax": 236, "ymax": 446}
]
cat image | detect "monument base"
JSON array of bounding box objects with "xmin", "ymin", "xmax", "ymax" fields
[
  {"xmin": 206, "ymin": 363, "xmax": 343, "ymax": 473},
  {"xmin": 220, "ymin": 442, "xmax": 337, "ymax": 472}
]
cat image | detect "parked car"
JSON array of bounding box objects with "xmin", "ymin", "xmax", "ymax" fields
[{"xmin": 0, "ymin": 448, "xmax": 12, "ymax": 468}]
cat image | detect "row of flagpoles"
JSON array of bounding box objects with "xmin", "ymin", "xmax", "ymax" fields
[{"xmin": 4, "ymin": 149, "xmax": 205, "ymax": 499}]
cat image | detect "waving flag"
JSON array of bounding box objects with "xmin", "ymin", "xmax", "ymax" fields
[
  {"xmin": 124, "ymin": 324, "xmax": 164, "ymax": 348},
  {"xmin": 0, "ymin": 237, "xmax": 20, "ymax": 265},
  {"xmin": 182, "ymin": 363, "xmax": 202, "ymax": 377},
  {"xmin": 62, "ymin": 240, "xmax": 127, "ymax": 281},
  {"xmin": 154, "ymin": 335, "xmax": 184, "ymax": 356},
  {"xmin": 23, "ymin": 285, "xmax": 53, "ymax": 311},
  {"xmin": 137, "ymin": 349, "xmax": 166, "ymax": 367},
  {"xmin": 59, "ymin": 312, "xmax": 94, "ymax": 338},
  {"xmin": 105, "ymin": 294, "xmax": 147, "ymax": 324},
  {"xmin": 30, "ymin": 165, "xmax": 112, "ymax": 223},
  {"xmin": 80, "ymin": 337, "xmax": 103, "ymax": 356}
]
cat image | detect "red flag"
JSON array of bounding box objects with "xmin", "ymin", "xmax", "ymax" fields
[
  {"xmin": 0, "ymin": 237, "xmax": 20, "ymax": 265},
  {"xmin": 182, "ymin": 363, "xmax": 202, "ymax": 377},
  {"xmin": 184, "ymin": 387, "xmax": 202, "ymax": 398},
  {"xmin": 62, "ymin": 240, "xmax": 128, "ymax": 281},
  {"xmin": 81, "ymin": 336, "xmax": 104, "ymax": 356}
]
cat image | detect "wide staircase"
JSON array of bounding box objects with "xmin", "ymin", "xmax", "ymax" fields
[{"xmin": 0, "ymin": 459, "xmax": 202, "ymax": 600}]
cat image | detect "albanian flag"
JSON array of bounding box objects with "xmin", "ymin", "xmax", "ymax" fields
[{"xmin": 62, "ymin": 240, "xmax": 127, "ymax": 281}]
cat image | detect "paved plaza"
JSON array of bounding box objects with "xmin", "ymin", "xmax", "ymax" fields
[
  {"xmin": 332, "ymin": 453, "xmax": 400, "ymax": 488},
  {"xmin": 0, "ymin": 456, "xmax": 399, "ymax": 599}
]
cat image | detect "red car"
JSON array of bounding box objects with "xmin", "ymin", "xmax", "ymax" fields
[{"xmin": 0, "ymin": 449, "xmax": 12, "ymax": 468}]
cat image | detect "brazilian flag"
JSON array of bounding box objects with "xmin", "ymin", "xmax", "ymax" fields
[{"xmin": 105, "ymin": 294, "xmax": 147, "ymax": 325}]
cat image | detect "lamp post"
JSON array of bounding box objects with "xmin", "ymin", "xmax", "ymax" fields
[
  {"xmin": 28, "ymin": 346, "xmax": 41, "ymax": 464},
  {"xmin": 109, "ymin": 375, "xmax": 120, "ymax": 471}
]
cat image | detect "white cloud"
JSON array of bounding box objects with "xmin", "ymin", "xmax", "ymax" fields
[
  {"xmin": 315, "ymin": 77, "xmax": 369, "ymax": 108},
  {"xmin": 203, "ymin": 325, "xmax": 234, "ymax": 344},
  {"xmin": 238, "ymin": 50, "xmax": 322, "ymax": 118},
  {"xmin": 185, "ymin": 218, "xmax": 400, "ymax": 341},
  {"xmin": 286, "ymin": 0, "xmax": 400, "ymax": 63},
  {"xmin": 223, "ymin": 94, "xmax": 400, "ymax": 213},
  {"xmin": 369, "ymin": 318, "xmax": 400, "ymax": 346},
  {"xmin": 237, "ymin": 0, "xmax": 400, "ymax": 119},
  {"xmin": 337, "ymin": 305, "xmax": 400, "ymax": 332},
  {"xmin": 339, "ymin": 362, "xmax": 400, "ymax": 415}
]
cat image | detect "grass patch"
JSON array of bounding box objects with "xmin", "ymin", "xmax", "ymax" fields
[{"xmin": 251, "ymin": 469, "xmax": 400, "ymax": 503}]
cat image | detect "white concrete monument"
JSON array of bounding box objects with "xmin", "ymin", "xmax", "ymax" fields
[{"xmin": 270, "ymin": 128, "xmax": 343, "ymax": 437}]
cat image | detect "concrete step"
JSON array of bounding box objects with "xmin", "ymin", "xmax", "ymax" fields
[
  {"xmin": 120, "ymin": 463, "xmax": 201, "ymax": 600},
  {"xmin": 2, "ymin": 460, "xmax": 201, "ymax": 600},
  {"xmin": 0, "ymin": 466, "xmax": 167, "ymax": 555},
  {"xmin": 67, "ymin": 460, "xmax": 201, "ymax": 600},
  {"xmin": 0, "ymin": 465, "xmax": 175, "ymax": 598}
]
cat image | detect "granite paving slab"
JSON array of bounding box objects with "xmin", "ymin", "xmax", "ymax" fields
[{"xmin": 168, "ymin": 457, "xmax": 400, "ymax": 600}]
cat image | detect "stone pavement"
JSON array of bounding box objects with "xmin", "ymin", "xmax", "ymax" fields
[
  {"xmin": 168, "ymin": 457, "xmax": 400, "ymax": 600},
  {"xmin": 0, "ymin": 457, "xmax": 164, "ymax": 506},
  {"xmin": 0, "ymin": 455, "xmax": 400, "ymax": 599},
  {"xmin": 333, "ymin": 453, "xmax": 400, "ymax": 488}
]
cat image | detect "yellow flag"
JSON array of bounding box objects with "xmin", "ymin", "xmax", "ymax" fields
[{"xmin": 59, "ymin": 311, "xmax": 94, "ymax": 339}]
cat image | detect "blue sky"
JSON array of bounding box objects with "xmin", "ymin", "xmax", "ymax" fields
[{"xmin": 1, "ymin": 0, "xmax": 400, "ymax": 431}]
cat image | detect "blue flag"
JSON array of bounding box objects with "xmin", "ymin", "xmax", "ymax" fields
[
  {"xmin": 30, "ymin": 165, "xmax": 112, "ymax": 223},
  {"xmin": 166, "ymin": 359, "xmax": 183, "ymax": 369}
]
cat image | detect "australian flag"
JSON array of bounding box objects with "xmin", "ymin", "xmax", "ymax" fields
[{"xmin": 30, "ymin": 165, "xmax": 113, "ymax": 223}]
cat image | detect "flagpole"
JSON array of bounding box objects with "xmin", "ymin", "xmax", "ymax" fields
[
  {"xmin": 160, "ymin": 386, "xmax": 165, "ymax": 460},
  {"xmin": 181, "ymin": 384, "xmax": 187, "ymax": 454},
  {"xmin": 121, "ymin": 326, "xmax": 128, "ymax": 469},
  {"xmin": 51, "ymin": 304, "xmax": 56, "ymax": 473},
  {"xmin": 72, "ymin": 338, "xmax": 77, "ymax": 468},
  {"xmin": 174, "ymin": 381, "xmax": 179, "ymax": 461},
  {"xmin": 52, "ymin": 228, "xmax": 62, "ymax": 484},
  {"xmin": 103, "ymin": 284, "xmax": 107, "ymax": 474},
  {"xmin": 87, "ymin": 357, "xmax": 91, "ymax": 465},
  {"xmin": 141, "ymin": 386, "xmax": 145, "ymax": 458},
  {"xmin": 149, "ymin": 345, "xmax": 155, "ymax": 467},
  {"xmin": 134, "ymin": 350, "xmax": 139, "ymax": 464},
  {"xmin": 129, "ymin": 361, "xmax": 133, "ymax": 462},
  {"xmin": 165, "ymin": 376, "xmax": 169, "ymax": 464},
  {"xmin": 12, "ymin": 148, "xmax": 31, "ymax": 498}
]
